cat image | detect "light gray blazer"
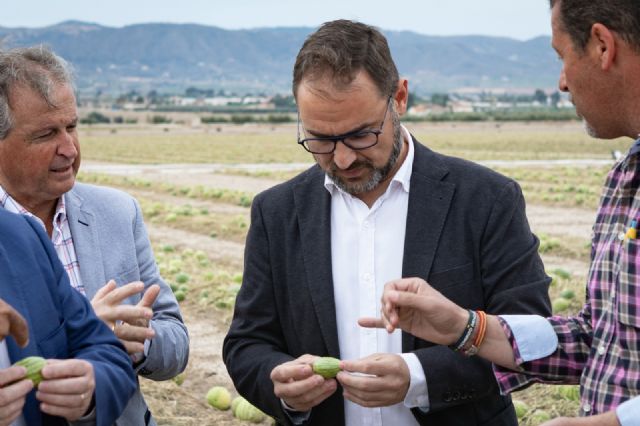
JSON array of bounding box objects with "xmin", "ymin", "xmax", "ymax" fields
[{"xmin": 66, "ymin": 183, "xmax": 189, "ymax": 426}]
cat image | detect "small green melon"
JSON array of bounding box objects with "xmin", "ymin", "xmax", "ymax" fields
[
  {"xmin": 206, "ymin": 386, "xmax": 231, "ymax": 410},
  {"xmin": 312, "ymin": 357, "xmax": 341, "ymax": 379},
  {"xmin": 14, "ymin": 356, "xmax": 46, "ymax": 387}
]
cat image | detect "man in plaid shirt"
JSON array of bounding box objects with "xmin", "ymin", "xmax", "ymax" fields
[{"xmin": 361, "ymin": 1, "xmax": 640, "ymax": 425}]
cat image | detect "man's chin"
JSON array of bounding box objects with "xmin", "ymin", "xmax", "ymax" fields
[{"xmin": 581, "ymin": 119, "xmax": 600, "ymax": 138}]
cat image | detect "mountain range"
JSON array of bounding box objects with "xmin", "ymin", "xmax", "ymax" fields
[{"xmin": 0, "ymin": 21, "xmax": 560, "ymax": 96}]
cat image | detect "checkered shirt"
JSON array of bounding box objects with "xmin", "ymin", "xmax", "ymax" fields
[
  {"xmin": 494, "ymin": 139, "xmax": 640, "ymax": 416},
  {"xmin": 0, "ymin": 186, "xmax": 86, "ymax": 296}
]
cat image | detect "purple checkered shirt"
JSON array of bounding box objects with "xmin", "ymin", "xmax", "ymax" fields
[
  {"xmin": 494, "ymin": 139, "xmax": 640, "ymax": 416},
  {"xmin": 0, "ymin": 186, "xmax": 86, "ymax": 296}
]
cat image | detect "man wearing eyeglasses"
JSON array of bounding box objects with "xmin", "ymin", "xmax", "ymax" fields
[{"xmin": 224, "ymin": 19, "xmax": 551, "ymax": 426}]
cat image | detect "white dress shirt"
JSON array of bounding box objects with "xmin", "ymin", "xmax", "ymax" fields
[{"xmin": 327, "ymin": 126, "xmax": 428, "ymax": 426}]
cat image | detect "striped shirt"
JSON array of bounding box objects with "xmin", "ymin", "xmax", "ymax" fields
[
  {"xmin": 0, "ymin": 186, "xmax": 86, "ymax": 296},
  {"xmin": 494, "ymin": 139, "xmax": 640, "ymax": 416}
]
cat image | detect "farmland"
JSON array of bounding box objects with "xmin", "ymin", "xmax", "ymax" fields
[{"xmin": 77, "ymin": 120, "xmax": 634, "ymax": 425}]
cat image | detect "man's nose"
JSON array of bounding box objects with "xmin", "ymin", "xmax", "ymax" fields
[
  {"xmin": 332, "ymin": 139, "xmax": 356, "ymax": 169},
  {"xmin": 57, "ymin": 132, "xmax": 78, "ymax": 158},
  {"xmin": 558, "ymin": 67, "xmax": 569, "ymax": 92}
]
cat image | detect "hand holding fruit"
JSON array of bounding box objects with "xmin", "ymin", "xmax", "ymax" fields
[
  {"xmin": 36, "ymin": 359, "xmax": 95, "ymax": 421},
  {"xmin": 270, "ymin": 354, "xmax": 338, "ymax": 412},
  {"xmin": 90, "ymin": 280, "xmax": 157, "ymax": 355},
  {"xmin": 338, "ymin": 353, "xmax": 410, "ymax": 408},
  {"xmin": 0, "ymin": 365, "xmax": 33, "ymax": 426}
]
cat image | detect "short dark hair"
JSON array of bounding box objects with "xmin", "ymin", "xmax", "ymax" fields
[
  {"xmin": 550, "ymin": 0, "xmax": 640, "ymax": 53},
  {"xmin": 0, "ymin": 45, "xmax": 74, "ymax": 139},
  {"xmin": 292, "ymin": 19, "xmax": 399, "ymax": 99}
]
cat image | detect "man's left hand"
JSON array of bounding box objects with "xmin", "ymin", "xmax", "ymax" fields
[
  {"xmin": 337, "ymin": 353, "xmax": 410, "ymax": 408},
  {"xmin": 540, "ymin": 411, "xmax": 620, "ymax": 426},
  {"xmin": 114, "ymin": 283, "xmax": 160, "ymax": 355},
  {"xmin": 36, "ymin": 359, "xmax": 95, "ymax": 421}
]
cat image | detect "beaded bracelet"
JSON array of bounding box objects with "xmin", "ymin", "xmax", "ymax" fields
[
  {"xmin": 448, "ymin": 309, "xmax": 477, "ymax": 352},
  {"xmin": 463, "ymin": 310, "xmax": 488, "ymax": 357}
]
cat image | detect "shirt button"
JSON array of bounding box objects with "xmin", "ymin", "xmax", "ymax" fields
[
  {"xmin": 583, "ymin": 403, "xmax": 591, "ymax": 413},
  {"xmin": 597, "ymin": 345, "xmax": 606, "ymax": 355},
  {"xmin": 363, "ymin": 221, "xmax": 370, "ymax": 228},
  {"xmin": 362, "ymin": 273, "xmax": 372, "ymax": 282},
  {"xmin": 618, "ymin": 232, "xmax": 626, "ymax": 241}
]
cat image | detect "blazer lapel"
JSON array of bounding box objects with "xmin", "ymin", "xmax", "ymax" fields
[
  {"xmin": 293, "ymin": 168, "xmax": 340, "ymax": 358},
  {"xmin": 65, "ymin": 189, "xmax": 105, "ymax": 299},
  {"xmin": 402, "ymin": 139, "xmax": 455, "ymax": 351}
]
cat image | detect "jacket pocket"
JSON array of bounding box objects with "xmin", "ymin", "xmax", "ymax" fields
[
  {"xmin": 428, "ymin": 262, "xmax": 475, "ymax": 290},
  {"xmin": 37, "ymin": 320, "xmax": 69, "ymax": 359}
]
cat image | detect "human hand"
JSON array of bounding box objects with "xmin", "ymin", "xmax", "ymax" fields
[
  {"xmin": 358, "ymin": 277, "xmax": 468, "ymax": 346},
  {"xmin": 540, "ymin": 411, "xmax": 620, "ymax": 426},
  {"xmin": 37, "ymin": 359, "xmax": 95, "ymax": 421},
  {"xmin": 338, "ymin": 353, "xmax": 409, "ymax": 407},
  {"xmin": 270, "ymin": 354, "xmax": 338, "ymax": 412},
  {"xmin": 0, "ymin": 367, "xmax": 34, "ymax": 425},
  {"xmin": 91, "ymin": 280, "xmax": 156, "ymax": 355},
  {"xmin": 0, "ymin": 299, "xmax": 29, "ymax": 348}
]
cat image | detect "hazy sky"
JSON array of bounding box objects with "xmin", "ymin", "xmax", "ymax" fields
[{"xmin": 1, "ymin": 0, "xmax": 552, "ymax": 40}]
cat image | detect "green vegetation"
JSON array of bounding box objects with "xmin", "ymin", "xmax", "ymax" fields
[
  {"xmin": 155, "ymin": 245, "xmax": 243, "ymax": 312},
  {"xmin": 80, "ymin": 124, "xmax": 631, "ymax": 164},
  {"xmin": 78, "ymin": 173, "xmax": 254, "ymax": 208}
]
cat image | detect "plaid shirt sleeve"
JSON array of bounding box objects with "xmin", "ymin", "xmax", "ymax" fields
[{"xmin": 494, "ymin": 304, "xmax": 593, "ymax": 394}]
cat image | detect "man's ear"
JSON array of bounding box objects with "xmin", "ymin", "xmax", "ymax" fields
[
  {"xmin": 393, "ymin": 78, "xmax": 409, "ymax": 116},
  {"xmin": 591, "ymin": 23, "xmax": 617, "ymax": 71}
]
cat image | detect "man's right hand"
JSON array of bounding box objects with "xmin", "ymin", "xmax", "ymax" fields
[
  {"xmin": 0, "ymin": 299, "xmax": 28, "ymax": 348},
  {"xmin": 358, "ymin": 277, "xmax": 468, "ymax": 346},
  {"xmin": 90, "ymin": 280, "xmax": 154, "ymax": 354},
  {"xmin": 0, "ymin": 366, "xmax": 33, "ymax": 426},
  {"xmin": 270, "ymin": 355, "xmax": 337, "ymax": 412}
]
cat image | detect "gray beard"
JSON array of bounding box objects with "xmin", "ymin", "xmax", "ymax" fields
[{"xmin": 327, "ymin": 110, "xmax": 403, "ymax": 195}]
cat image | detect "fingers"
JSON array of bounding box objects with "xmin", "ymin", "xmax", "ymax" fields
[
  {"xmin": 98, "ymin": 304, "xmax": 153, "ymax": 325},
  {"xmin": 38, "ymin": 360, "xmax": 95, "ymax": 421},
  {"xmin": 0, "ymin": 366, "xmax": 28, "ymax": 387},
  {"xmin": 270, "ymin": 361, "xmax": 314, "ymax": 384},
  {"xmin": 115, "ymin": 322, "xmax": 155, "ymax": 343},
  {"xmin": 90, "ymin": 280, "xmax": 117, "ymax": 302},
  {"xmin": 120, "ymin": 340, "xmax": 145, "ymax": 355},
  {"xmin": 138, "ymin": 284, "xmax": 160, "ymax": 309},
  {"xmin": 0, "ymin": 378, "xmax": 32, "ymax": 426},
  {"xmin": 95, "ymin": 281, "xmax": 146, "ymax": 307},
  {"xmin": 270, "ymin": 355, "xmax": 338, "ymax": 412},
  {"xmin": 357, "ymin": 317, "xmax": 384, "ymax": 329},
  {"xmin": 7, "ymin": 310, "xmax": 28, "ymax": 349},
  {"xmin": 279, "ymin": 378, "xmax": 337, "ymax": 412},
  {"xmin": 0, "ymin": 301, "xmax": 29, "ymax": 348},
  {"xmin": 358, "ymin": 317, "xmax": 396, "ymax": 334},
  {"xmin": 337, "ymin": 354, "xmax": 409, "ymax": 408}
]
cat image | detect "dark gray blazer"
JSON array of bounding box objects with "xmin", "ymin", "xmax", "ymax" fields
[{"xmin": 224, "ymin": 138, "xmax": 551, "ymax": 426}]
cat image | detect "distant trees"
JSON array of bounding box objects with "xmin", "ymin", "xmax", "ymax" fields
[
  {"xmin": 533, "ymin": 89, "xmax": 548, "ymax": 104},
  {"xmin": 80, "ymin": 111, "xmax": 110, "ymax": 124},
  {"xmin": 430, "ymin": 93, "xmax": 450, "ymax": 107}
]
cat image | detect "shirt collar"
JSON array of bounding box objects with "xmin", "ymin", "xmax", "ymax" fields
[
  {"xmin": 629, "ymin": 137, "xmax": 640, "ymax": 157},
  {"xmin": 324, "ymin": 124, "xmax": 414, "ymax": 196},
  {"xmin": 0, "ymin": 184, "xmax": 66, "ymax": 227}
]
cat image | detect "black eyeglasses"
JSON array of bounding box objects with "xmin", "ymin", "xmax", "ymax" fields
[{"xmin": 297, "ymin": 97, "xmax": 392, "ymax": 154}]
